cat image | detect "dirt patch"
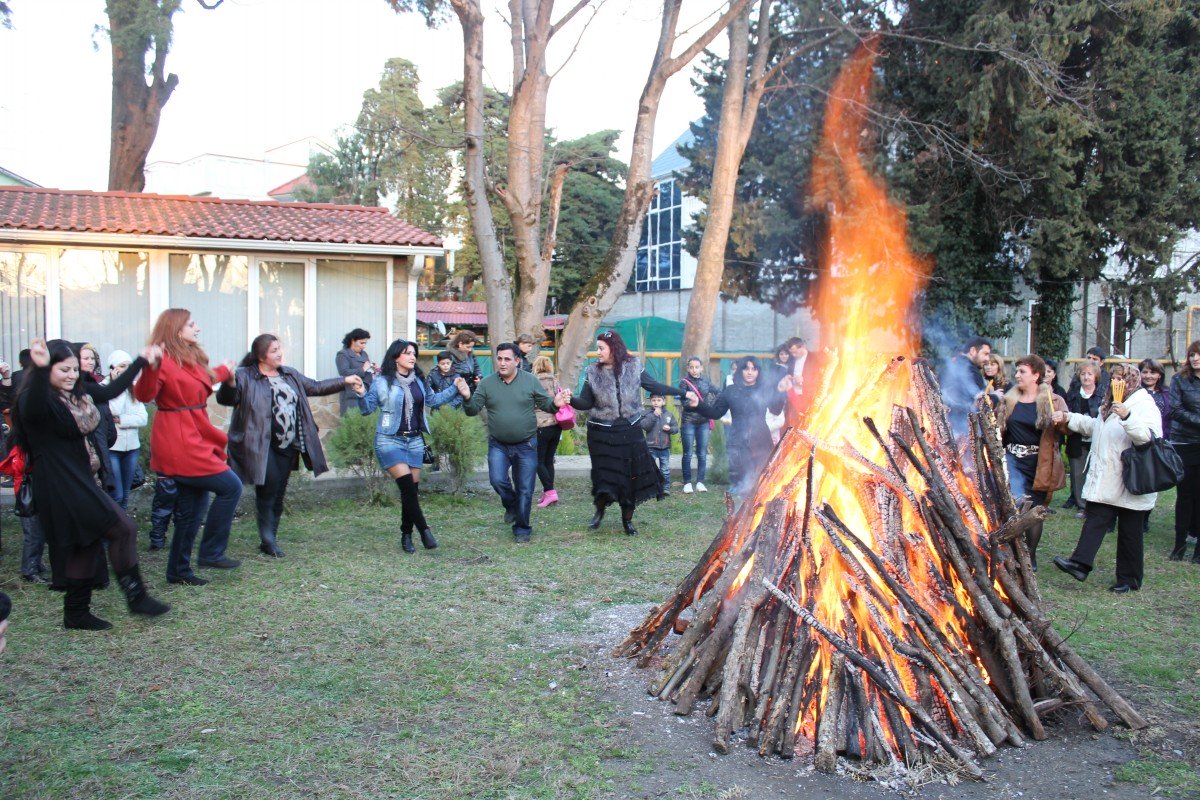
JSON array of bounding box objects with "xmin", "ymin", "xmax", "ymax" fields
[{"xmin": 575, "ymin": 603, "xmax": 1156, "ymax": 799}]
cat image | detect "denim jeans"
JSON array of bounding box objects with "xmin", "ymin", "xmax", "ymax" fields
[
  {"xmin": 149, "ymin": 476, "xmax": 179, "ymax": 548},
  {"xmin": 487, "ymin": 436, "xmax": 538, "ymax": 537},
  {"xmin": 107, "ymin": 448, "xmax": 140, "ymax": 509},
  {"xmin": 649, "ymin": 446, "xmax": 671, "ymax": 489},
  {"xmin": 20, "ymin": 513, "xmax": 47, "ymax": 578},
  {"xmin": 680, "ymin": 422, "xmax": 709, "ymax": 483},
  {"xmin": 167, "ymin": 469, "xmax": 243, "ymax": 579}
]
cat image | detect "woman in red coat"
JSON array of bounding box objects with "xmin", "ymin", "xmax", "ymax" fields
[{"xmin": 135, "ymin": 309, "xmax": 244, "ymax": 586}]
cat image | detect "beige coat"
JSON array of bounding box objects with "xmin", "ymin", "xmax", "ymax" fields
[{"xmin": 1066, "ymin": 387, "xmax": 1161, "ymax": 511}]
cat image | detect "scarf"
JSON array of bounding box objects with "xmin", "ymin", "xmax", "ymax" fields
[
  {"xmin": 61, "ymin": 391, "xmax": 102, "ymax": 474},
  {"xmin": 1101, "ymin": 365, "xmax": 1142, "ymax": 420},
  {"xmin": 392, "ymin": 370, "xmax": 419, "ymax": 430}
]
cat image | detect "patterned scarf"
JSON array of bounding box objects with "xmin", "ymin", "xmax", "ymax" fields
[
  {"xmin": 392, "ymin": 370, "xmax": 419, "ymax": 430},
  {"xmin": 1101, "ymin": 364, "xmax": 1142, "ymax": 420},
  {"xmin": 61, "ymin": 391, "xmax": 102, "ymax": 474}
]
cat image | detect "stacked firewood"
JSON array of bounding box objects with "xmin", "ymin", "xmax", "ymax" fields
[{"xmin": 615, "ymin": 358, "xmax": 1146, "ymax": 778}]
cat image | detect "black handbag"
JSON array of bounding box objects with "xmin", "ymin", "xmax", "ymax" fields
[
  {"xmin": 421, "ymin": 435, "xmax": 435, "ymax": 465},
  {"xmin": 1121, "ymin": 433, "xmax": 1185, "ymax": 495},
  {"xmin": 14, "ymin": 472, "xmax": 35, "ymax": 517}
]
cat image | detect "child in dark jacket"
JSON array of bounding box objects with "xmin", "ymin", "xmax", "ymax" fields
[{"xmin": 639, "ymin": 394, "xmax": 678, "ymax": 495}]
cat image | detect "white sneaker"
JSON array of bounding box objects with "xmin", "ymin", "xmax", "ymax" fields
[
  {"xmin": 696, "ymin": 482, "xmax": 708, "ymax": 493},
  {"xmin": 682, "ymin": 483, "xmax": 693, "ymax": 494}
]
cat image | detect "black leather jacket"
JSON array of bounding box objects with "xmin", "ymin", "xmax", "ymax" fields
[{"xmin": 1169, "ymin": 373, "xmax": 1200, "ymax": 444}]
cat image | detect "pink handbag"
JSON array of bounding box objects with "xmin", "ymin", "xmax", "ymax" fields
[{"xmin": 554, "ymin": 384, "xmax": 576, "ymax": 429}]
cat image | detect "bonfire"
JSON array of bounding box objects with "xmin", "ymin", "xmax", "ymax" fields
[{"xmin": 615, "ymin": 42, "xmax": 1145, "ymax": 779}]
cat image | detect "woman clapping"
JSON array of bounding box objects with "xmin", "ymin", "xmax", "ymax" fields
[{"xmin": 219, "ymin": 334, "xmax": 359, "ymax": 557}]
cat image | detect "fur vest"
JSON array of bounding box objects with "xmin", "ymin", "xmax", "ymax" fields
[{"xmin": 584, "ymin": 358, "xmax": 646, "ymax": 424}]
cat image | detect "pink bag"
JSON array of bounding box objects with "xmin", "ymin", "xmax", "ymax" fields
[{"xmin": 554, "ymin": 383, "xmax": 576, "ymax": 429}]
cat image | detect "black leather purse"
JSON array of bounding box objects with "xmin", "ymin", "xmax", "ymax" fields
[
  {"xmin": 1121, "ymin": 433, "xmax": 1185, "ymax": 495},
  {"xmin": 14, "ymin": 472, "xmax": 36, "ymax": 517}
]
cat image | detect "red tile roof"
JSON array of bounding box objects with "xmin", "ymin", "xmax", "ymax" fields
[
  {"xmin": 0, "ymin": 187, "xmax": 441, "ymax": 247},
  {"xmin": 266, "ymin": 174, "xmax": 315, "ymax": 198},
  {"xmin": 416, "ymin": 301, "xmax": 566, "ymax": 330}
]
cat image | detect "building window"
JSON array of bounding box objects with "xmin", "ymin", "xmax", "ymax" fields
[
  {"xmin": 0, "ymin": 251, "xmax": 47, "ymax": 363},
  {"xmin": 59, "ymin": 249, "xmax": 150, "ymax": 362},
  {"xmin": 169, "ymin": 254, "xmax": 250, "ymax": 361},
  {"xmin": 1096, "ymin": 304, "xmax": 1130, "ymax": 357},
  {"xmin": 259, "ymin": 261, "xmax": 306, "ymax": 364},
  {"xmin": 633, "ymin": 179, "xmax": 682, "ymax": 292},
  {"xmin": 315, "ymin": 259, "xmax": 387, "ymax": 379}
]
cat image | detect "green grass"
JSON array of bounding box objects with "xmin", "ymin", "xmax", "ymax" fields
[{"xmin": 2, "ymin": 481, "xmax": 1198, "ymax": 798}]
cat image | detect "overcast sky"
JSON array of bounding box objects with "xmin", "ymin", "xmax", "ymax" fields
[{"xmin": 0, "ymin": 0, "xmax": 723, "ymax": 191}]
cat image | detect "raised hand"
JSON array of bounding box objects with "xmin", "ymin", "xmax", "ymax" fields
[
  {"xmin": 454, "ymin": 376, "xmax": 471, "ymax": 398},
  {"xmin": 553, "ymin": 389, "xmax": 571, "ymax": 407},
  {"xmin": 30, "ymin": 338, "xmax": 49, "ymax": 368},
  {"xmin": 140, "ymin": 344, "xmax": 163, "ymax": 366},
  {"xmin": 345, "ymin": 374, "xmax": 365, "ymax": 395},
  {"xmin": 777, "ymin": 375, "xmax": 794, "ymax": 393}
]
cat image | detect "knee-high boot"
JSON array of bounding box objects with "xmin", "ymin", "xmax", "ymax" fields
[
  {"xmin": 621, "ymin": 504, "xmax": 638, "ymax": 536},
  {"xmin": 63, "ymin": 582, "xmax": 113, "ymax": 631},
  {"xmin": 395, "ymin": 476, "xmax": 415, "ymax": 553},
  {"xmin": 397, "ymin": 474, "xmax": 437, "ymax": 549}
]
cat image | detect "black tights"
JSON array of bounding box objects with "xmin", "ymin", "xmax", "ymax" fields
[{"xmin": 65, "ymin": 508, "xmax": 138, "ymax": 582}]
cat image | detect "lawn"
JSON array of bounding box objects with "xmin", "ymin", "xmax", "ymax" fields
[{"xmin": 1, "ymin": 479, "xmax": 1198, "ymax": 798}]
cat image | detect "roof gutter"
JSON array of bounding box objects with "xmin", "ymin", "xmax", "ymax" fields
[{"xmin": 0, "ymin": 229, "xmax": 446, "ymax": 258}]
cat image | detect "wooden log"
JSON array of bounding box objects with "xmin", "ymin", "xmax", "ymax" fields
[{"xmin": 814, "ymin": 653, "xmax": 846, "ymax": 772}]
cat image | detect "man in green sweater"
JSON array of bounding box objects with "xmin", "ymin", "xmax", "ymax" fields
[{"xmin": 456, "ymin": 342, "xmax": 570, "ymax": 542}]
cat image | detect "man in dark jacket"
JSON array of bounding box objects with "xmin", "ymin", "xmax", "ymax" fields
[{"xmin": 940, "ymin": 336, "xmax": 992, "ymax": 440}]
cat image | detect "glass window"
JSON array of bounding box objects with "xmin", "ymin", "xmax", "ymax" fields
[
  {"xmin": 0, "ymin": 251, "xmax": 47, "ymax": 364},
  {"xmin": 169, "ymin": 254, "xmax": 249, "ymax": 362},
  {"xmin": 634, "ymin": 178, "xmax": 683, "ymax": 293},
  {"xmin": 259, "ymin": 261, "xmax": 306, "ymax": 369},
  {"xmin": 316, "ymin": 259, "xmax": 387, "ymax": 379},
  {"xmin": 59, "ymin": 249, "xmax": 149, "ymax": 364}
]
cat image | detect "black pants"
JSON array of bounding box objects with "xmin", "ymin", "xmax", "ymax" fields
[
  {"xmin": 256, "ymin": 447, "xmax": 294, "ymax": 535},
  {"xmin": 1174, "ymin": 463, "xmax": 1200, "ymax": 553},
  {"xmin": 1070, "ymin": 501, "xmax": 1145, "ymax": 588},
  {"xmin": 536, "ymin": 425, "xmax": 561, "ymax": 492}
]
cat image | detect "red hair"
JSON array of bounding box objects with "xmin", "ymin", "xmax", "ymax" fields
[{"xmin": 148, "ymin": 308, "xmax": 211, "ymax": 373}]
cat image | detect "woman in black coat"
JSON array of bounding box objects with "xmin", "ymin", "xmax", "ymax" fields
[
  {"xmin": 1169, "ymin": 340, "xmax": 1200, "ymax": 561},
  {"xmin": 12, "ymin": 338, "xmax": 169, "ymax": 631},
  {"xmin": 694, "ymin": 356, "xmax": 791, "ymax": 497},
  {"xmin": 219, "ymin": 334, "xmax": 359, "ymax": 557}
]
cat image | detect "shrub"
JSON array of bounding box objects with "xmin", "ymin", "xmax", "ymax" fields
[
  {"xmin": 427, "ymin": 407, "xmax": 487, "ymax": 493},
  {"xmin": 556, "ymin": 428, "xmax": 576, "ymax": 456},
  {"xmin": 708, "ymin": 420, "xmax": 730, "ymax": 485},
  {"xmin": 326, "ymin": 410, "xmax": 392, "ymax": 505}
]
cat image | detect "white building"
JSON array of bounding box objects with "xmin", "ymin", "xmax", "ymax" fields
[{"xmin": 144, "ymin": 137, "xmax": 329, "ymax": 201}]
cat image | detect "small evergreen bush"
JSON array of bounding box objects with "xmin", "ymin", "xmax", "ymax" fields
[
  {"xmin": 327, "ymin": 410, "xmax": 392, "ymax": 505},
  {"xmin": 427, "ymin": 407, "xmax": 487, "ymax": 493}
]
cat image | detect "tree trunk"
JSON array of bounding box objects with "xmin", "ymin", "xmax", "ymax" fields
[
  {"xmin": 107, "ymin": 0, "xmax": 181, "ymax": 192},
  {"xmin": 557, "ymin": 0, "xmax": 755, "ymax": 390},
  {"xmin": 451, "ymin": 0, "xmax": 515, "ymax": 342},
  {"xmin": 680, "ymin": 5, "xmax": 753, "ymax": 364}
]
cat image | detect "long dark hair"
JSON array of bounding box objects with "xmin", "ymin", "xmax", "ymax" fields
[
  {"xmin": 241, "ymin": 333, "xmax": 278, "ymax": 369},
  {"xmin": 10, "ymin": 339, "xmax": 84, "ymax": 450},
  {"xmin": 733, "ymin": 355, "xmax": 764, "ymax": 388},
  {"xmin": 1181, "ymin": 340, "xmax": 1200, "ymax": 380},
  {"xmin": 380, "ymin": 339, "xmax": 425, "ymax": 385},
  {"xmin": 598, "ymin": 329, "xmax": 633, "ymax": 381}
]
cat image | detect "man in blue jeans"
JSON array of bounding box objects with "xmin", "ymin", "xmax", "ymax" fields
[{"xmin": 458, "ymin": 343, "xmax": 570, "ymax": 542}]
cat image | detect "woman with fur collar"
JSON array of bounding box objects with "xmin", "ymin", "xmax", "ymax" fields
[
  {"xmin": 1000, "ymin": 354, "xmax": 1068, "ymax": 570},
  {"xmin": 1052, "ymin": 364, "xmax": 1163, "ymax": 592},
  {"xmin": 569, "ymin": 330, "xmax": 697, "ymax": 536}
]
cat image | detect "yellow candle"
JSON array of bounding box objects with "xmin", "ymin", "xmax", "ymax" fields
[{"xmin": 1111, "ymin": 381, "xmax": 1125, "ymax": 404}]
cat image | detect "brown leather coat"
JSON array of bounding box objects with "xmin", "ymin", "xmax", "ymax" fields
[{"xmin": 1003, "ymin": 385, "xmax": 1069, "ymax": 494}]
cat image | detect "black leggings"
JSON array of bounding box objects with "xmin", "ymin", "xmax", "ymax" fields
[
  {"xmin": 65, "ymin": 508, "xmax": 138, "ymax": 581},
  {"xmin": 255, "ymin": 447, "xmax": 294, "ymax": 533},
  {"xmin": 536, "ymin": 425, "xmax": 562, "ymax": 491}
]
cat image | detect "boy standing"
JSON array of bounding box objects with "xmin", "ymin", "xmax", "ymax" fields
[
  {"xmin": 639, "ymin": 394, "xmax": 678, "ymax": 496},
  {"xmin": 428, "ymin": 350, "xmax": 464, "ymax": 409}
]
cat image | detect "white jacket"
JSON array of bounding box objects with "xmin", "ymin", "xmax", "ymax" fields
[
  {"xmin": 1066, "ymin": 387, "xmax": 1162, "ymax": 511},
  {"xmin": 106, "ymin": 387, "xmax": 148, "ymax": 453}
]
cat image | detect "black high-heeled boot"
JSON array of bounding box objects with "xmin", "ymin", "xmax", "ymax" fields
[
  {"xmin": 395, "ymin": 475, "xmax": 416, "ymax": 553},
  {"xmin": 621, "ymin": 505, "xmax": 638, "ymax": 536},
  {"xmin": 588, "ymin": 499, "xmax": 607, "ymax": 530}
]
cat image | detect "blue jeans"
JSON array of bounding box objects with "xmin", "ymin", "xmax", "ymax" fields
[
  {"xmin": 680, "ymin": 422, "xmax": 709, "ymax": 483},
  {"xmin": 649, "ymin": 447, "xmax": 671, "ymax": 489},
  {"xmin": 107, "ymin": 449, "xmax": 140, "ymax": 509},
  {"xmin": 487, "ymin": 436, "xmax": 538, "ymax": 537},
  {"xmin": 167, "ymin": 469, "xmax": 243, "ymax": 579}
]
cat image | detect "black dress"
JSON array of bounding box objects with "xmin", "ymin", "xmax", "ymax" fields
[{"xmin": 572, "ymin": 369, "xmax": 685, "ymax": 507}]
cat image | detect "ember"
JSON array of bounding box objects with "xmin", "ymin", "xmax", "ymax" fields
[{"xmin": 615, "ymin": 42, "xmax": 1147, "ymax": 778}]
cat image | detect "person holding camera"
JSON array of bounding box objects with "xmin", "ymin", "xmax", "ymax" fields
[
  {"xmin": 356, "ymin": 339, "xmax": 459, "ymax": 554},
  {"xmin": 336, "ymin": 328, "xmax": 377, "ymax": 416},
  {"xmin": 218, "ymin": 334, "xmax": 358, "ymax": 558}
]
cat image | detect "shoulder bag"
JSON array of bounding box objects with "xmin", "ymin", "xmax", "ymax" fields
[{"xmin": 1121, "ymin": 433, "xmax": 1185, "ymax": 495}]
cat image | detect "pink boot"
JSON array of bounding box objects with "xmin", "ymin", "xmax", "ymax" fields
[{"xmin": 537, "ymin": 489, "xmax": 559, "ymax": 508}]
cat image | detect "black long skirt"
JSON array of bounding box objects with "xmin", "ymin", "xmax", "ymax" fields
[{"xmin": 586, "ymin": 419, "xmax": 663, "ymax": 508}]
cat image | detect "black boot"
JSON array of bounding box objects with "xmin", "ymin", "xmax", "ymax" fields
[
  {"xmin": 588, "ymin": 499, "xmax": 607, "ymax": 530},
  {"xmin": 258, "ymin": 510, "xmax": 284, "ymax": 558},
  {"xmin": 419, "ymin": 528, "xmax": 439, "ymax": 550},
  {"xmin": 397, "ymin": 474, "xmax": 437, "ymax": 550},
  {"xmin": 1170, "ymin": 545, "xmax": 1187, "ymax": 561},
  {"xmin": 621, "ymin": 505, "xmax": 638, "ymax": 536},
  {"xmin": 396, "ymin": 475, "xmax": 417, "ymax": 553},
  {"xmin": 63, "ymin": 584, "xmax": 113, "ymax": 631},
  {"xmin": 117, "ymin": 566, "xmax": 171, "ymax": 617},
  {"xmin": 401, "ymin": 531, "xmax": 415, "ymax": 554},
  {"xmin": 1025, "ymin": 522, "xmax": 1043, "ymax": 572}
]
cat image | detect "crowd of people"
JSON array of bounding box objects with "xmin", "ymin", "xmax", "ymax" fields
[
  {"xmin": 2, "ymin": 317, "xmax": 1198, "ymax": 634},
  {"xmin": 942, "ymin": 337, "xmax": 1200, "ymax": 594}
]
